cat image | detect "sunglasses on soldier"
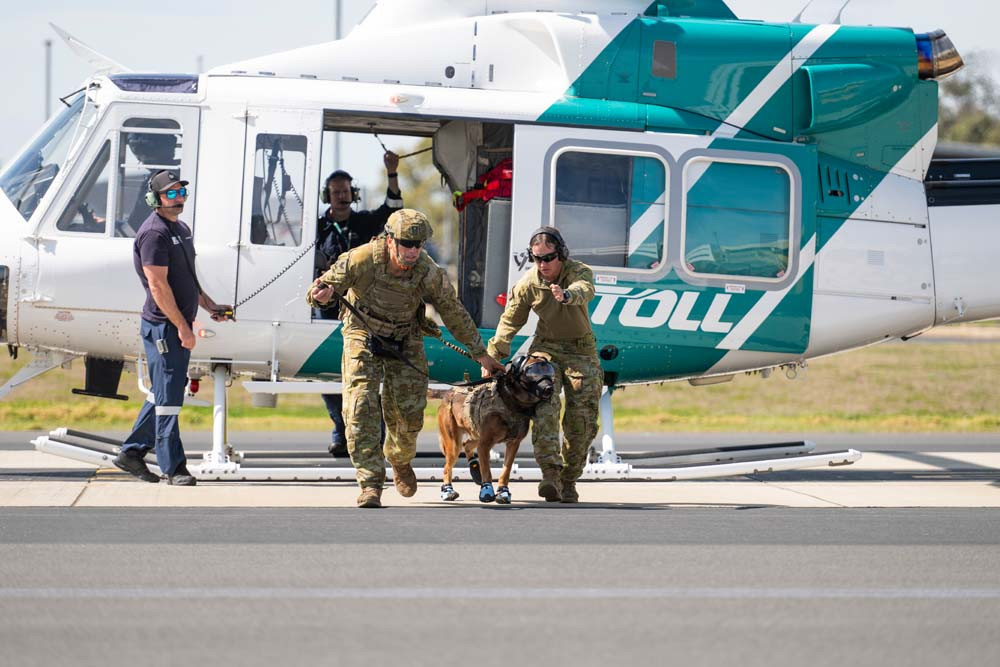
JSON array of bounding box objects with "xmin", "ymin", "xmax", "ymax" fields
[
  {"xmin": 531, "ymin": 251, "xmax": 559, "ymax": 263},
  {"xmin": 395, "ymin": 238, "xmax": 422, "ymax": 249}
]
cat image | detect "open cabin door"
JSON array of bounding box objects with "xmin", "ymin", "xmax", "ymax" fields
[
  {"xmin": 234, "ymin": 108, "xmax": 321, "ymax": 323},
  {"xmin": 511, "ymin": 124, "xmax": 818, "ymax": 379}
]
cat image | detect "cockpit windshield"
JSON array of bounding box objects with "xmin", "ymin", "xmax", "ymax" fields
[{"xmin": 0, "ymin": 92, "xmax": 93, "ymax": 221}]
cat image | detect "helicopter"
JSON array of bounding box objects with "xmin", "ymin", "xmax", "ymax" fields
[{"xmin": 1, "ymin": 0, "xmax": 992, "ymax": 482}]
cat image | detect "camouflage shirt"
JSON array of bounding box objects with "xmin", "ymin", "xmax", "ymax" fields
[
  {"xmin": 308, "ymin": 236, "xmax": 488, "ymax": 359},
  {"xmin": 488, "ymin": 258, "xmax": 596, "ymax": 360}
]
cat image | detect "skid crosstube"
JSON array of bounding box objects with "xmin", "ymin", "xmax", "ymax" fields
[{"xmin": 31, "ymin": 428, "xmax": 861, "ymax": 483}]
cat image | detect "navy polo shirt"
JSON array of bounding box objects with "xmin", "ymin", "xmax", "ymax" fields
[{"xmin": 133, "ymin": 211, "xmax": 200, "ymax": 325}]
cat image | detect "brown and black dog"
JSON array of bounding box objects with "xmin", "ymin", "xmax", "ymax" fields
[{"xmin": 436, "ymin": 354, "xmax": 556, "ymax": 504}]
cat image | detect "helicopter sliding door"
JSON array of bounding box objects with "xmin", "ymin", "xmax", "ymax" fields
[
  {"xmin": 512, "ymin": 124, "xmax": 818, "ymax": 380},
  {"xmin": 234, "ymin": 108, "xmax": 321, "ymax": 323}
]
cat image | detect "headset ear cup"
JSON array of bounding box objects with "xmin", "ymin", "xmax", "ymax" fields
[
  {"xmin": 351, "ymin": 186, "xmax": 361, "ymax": 203},
  {"xmin": 320, "ymin": 186, "xmax": 329, "ymax": 205},
  {"xmin": 145, "ymin": 190, "xmax": 159, "ymax": 208}
]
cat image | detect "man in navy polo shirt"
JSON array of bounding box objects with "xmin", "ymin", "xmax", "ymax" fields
[{"xmin": 113, "ymin": 170, "xmax": 232, "ymax": 485}]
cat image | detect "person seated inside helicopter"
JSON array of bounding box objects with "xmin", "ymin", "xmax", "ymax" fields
[{"xmin": 117, "ymin": 129, "xmax": 180, "ymax": 237}]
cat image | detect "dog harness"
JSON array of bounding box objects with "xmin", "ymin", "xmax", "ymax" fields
[{"xmin": 460, "ymin": 381, "xmax": 529, "ymax": 443}]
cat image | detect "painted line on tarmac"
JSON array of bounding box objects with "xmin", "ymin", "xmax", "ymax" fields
[{"xmin": 2, "ymin": 587, "xmax": 1000, "ymax": 600}]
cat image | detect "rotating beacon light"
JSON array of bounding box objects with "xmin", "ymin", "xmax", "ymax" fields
[{"xmin": 916, "ymin": 30, "xmax": 964, "ymax": 80}]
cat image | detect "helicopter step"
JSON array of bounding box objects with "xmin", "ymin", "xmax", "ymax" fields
[{"xmin": 31, "ymin": 428, "xmax": 861, "ymax": 483}]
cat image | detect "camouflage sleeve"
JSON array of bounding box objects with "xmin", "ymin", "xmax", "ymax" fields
[
  {"xmin": 424, "ymin": 267, "xmax": 488, "ymax": 359},
  {"xmin": 487, "ymin": 278, "xmax": 532, "ymax": 360},
  {"xmin": 563, "ymin": 262, "xmax": 596, "ymax": 306},
  {"xmin": 305, "ymin": 250, "xmax": 354, "ymax": 309}
]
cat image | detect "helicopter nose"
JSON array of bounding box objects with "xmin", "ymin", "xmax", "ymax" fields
[{"xmin": 0, "ymin": 188, "xmax": 23, "ymax": 345}]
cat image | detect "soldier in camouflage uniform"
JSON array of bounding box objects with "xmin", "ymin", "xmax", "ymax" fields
[
  {"xmin": 308, "ymin": 209, "xmax": 504, "ymax": 508},
  {"xmin": 486, "ymin": 226, "xmax": 603, "ymax": 503}
]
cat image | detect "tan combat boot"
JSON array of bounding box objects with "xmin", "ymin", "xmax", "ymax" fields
[
  {"xmin": 537, "ymin": 467, "xmax": 563, "ymax": 502},
  {"xmin": 560, "ymin": 480, "xmax": 579, "ymax": 504},
  {"xmin": 357, "ymin": 486, "xmax": 383, "ymax": 508},
  {"xmin": 392, "ymin": 463, "xmax": 418, "ymax": 498}
]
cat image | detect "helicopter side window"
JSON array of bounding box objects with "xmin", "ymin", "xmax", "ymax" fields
[
  {"xmin": 0, "ymin": 93, "xmax": 96, "ymax": 222},
  {"xmin": 115, "ymin": 119, "xmax": 182, "ymax": 238},
  {"xmin": 250, "ymin": 134, "xmax": 307, "ymax": 246},
  {"xmin": 55, "ymin": 139, "xmax": 111, "ymax": 234},
  {"xmin": 552, "ymin": 150, "xmax": 667, "ymax": 270},
  {"xmin": 683, "ymin": 159, "xmax": 791, "ymax": 280}
]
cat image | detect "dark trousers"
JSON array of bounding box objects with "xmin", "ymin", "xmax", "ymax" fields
[{"xmin": 121, "ymin": 319, "xmax": 190, "ymax": 476}]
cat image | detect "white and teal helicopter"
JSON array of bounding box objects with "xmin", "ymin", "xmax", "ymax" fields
[{"xmin": 0, "ymin": 0, "xmax": 992, "ymax": 482}]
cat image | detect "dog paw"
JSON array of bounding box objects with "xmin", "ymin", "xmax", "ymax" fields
[
  {"xmin": 495, "ymin": 486, "xmax": 511, "ymax": 504},
  {"xmin": 440, "ymin": 484, "xmax": 459, "ymax": 501},
  {"xmin": 468, "ymin": 455, "xmax": 482, "ymax": 486},
  {"xmin": 479, "ymin": 482, "xmax": 496, "ymax": 503}
]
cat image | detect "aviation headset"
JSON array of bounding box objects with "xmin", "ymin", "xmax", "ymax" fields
[
  {"xmin": 144, "ymin": 170, "xmax": 182, "ymax": 209},
  {"xmin": 527, "ymin": 226, "xmax": 569, "ymax": 261},
  {"xmin": 321, "ymin": 170, "xmax": 362, "ymax": 205}
]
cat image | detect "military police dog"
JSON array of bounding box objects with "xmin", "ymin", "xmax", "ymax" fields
[{"xmin": 436, "ymin": 354, "xmax": 556, "ymax": 504}]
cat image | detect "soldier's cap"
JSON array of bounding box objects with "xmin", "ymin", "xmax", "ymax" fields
[
  {"xmin": 149, "ymin": 169, "xmax": 188, "ymax": 193},
  {"xmin": 385, "ymin": 209, "xmax": 433, "ymax": 242}
]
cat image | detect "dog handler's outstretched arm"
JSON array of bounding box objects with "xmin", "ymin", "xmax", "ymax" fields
[
  {"xmin": 424, "ymin": 267, "xmax": 502, "ymax": 374},
  {"xmin": 559, "ymin": 263, "xmax": 596, "ymax": 306},
  {"xmin": 487, "ymin": 278, "xmax": 532, "ymax": 361}
]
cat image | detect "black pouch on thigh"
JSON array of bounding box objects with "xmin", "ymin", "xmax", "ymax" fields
[{"xmin": 368, "ymin": 336, "xmax": 405, "ymax": 360}]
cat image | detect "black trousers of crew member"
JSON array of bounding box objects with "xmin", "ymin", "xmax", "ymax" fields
[{"xmin": 121, "ymin": 319, "xmax": 190, "ymax": 476}]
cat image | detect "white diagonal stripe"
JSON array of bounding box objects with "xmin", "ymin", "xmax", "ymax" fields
[
  {"xmin": 627, "ymin": 203, "xmax": 666, "ymax": 257},
  {"xmin": 716, "ymin": 234, "xmax": 816, "ymax": 350},
  {"xmin": 712, "ymin": 24, "xmax": 840, "ymax": 140},
  {"xmin": 154, "ymin": 406, "xmax": 182, "ymax": 416}
]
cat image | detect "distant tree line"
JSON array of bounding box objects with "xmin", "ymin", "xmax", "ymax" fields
[{"xmin": 939, "ymin": 51, "xmax": 1000, "ymax": 147}]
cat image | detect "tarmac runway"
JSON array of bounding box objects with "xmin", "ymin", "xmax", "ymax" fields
[{"xmin": 1, "ymin": 430, "xmax": 998, "ymax": 666}]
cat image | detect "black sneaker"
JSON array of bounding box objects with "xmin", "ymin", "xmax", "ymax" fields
[
  {"xmin": 112, "ymin": 449, "xmax": 160, "ymax": 483},
  {"xmin": 328, "ymin": 440, "xmax": 349, "ymax": 458},
  {"xmin": 166, "ymin": 465, "xmax": 197, "ymax": 486}
]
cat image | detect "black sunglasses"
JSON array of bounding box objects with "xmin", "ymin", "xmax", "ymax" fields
[
  {"xmin": 395, "ymin": 238, "xmax": 422, "ymax": 249},
  {"xmin": 532, "ymin": 251, "xmax": 559, "ymax": 263}
]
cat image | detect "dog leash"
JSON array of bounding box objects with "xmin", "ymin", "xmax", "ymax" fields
[{"xmin": 329, "ymin": 291, "xmax": 496, "ymax": 388}]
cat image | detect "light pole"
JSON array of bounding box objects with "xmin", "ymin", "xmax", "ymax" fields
[
  {"xmin": 333, "ymin": 0, "xmax": 342, "ymax": 169},
  {"xmin": 44, "ymin": 39, "xmax": 52, "ymax": 120}
]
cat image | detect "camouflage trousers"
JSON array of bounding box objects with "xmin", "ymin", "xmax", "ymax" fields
[
  {"xmin": 342, "ymin": 334, "xmax": 428, "ymax": 489},
  {"xmin": 529, "ymin": 335, "xmax": 603, "ymax": 482}
]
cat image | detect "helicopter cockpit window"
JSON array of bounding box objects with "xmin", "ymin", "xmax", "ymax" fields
[
  {"xmin": 552, "ymin": 150, "xmax": 667, "ymax": 270},
  {"xmin": 0, "ymin": 93, "xmax": 95, "ymax": 222},
  {"xmin": 251, "ymin": 134, "xmax": 307, "ymax": 246},
  {"xmin": 115, "ymin": 118, "xmax": 182, "ymax": 238},
  {"xmin": 55, "ymin": 139, "xmax": 111, "ymax": 234},
  {"xmin": 682, "ymin": 159, "xmax": 792, "ymax": 280}
]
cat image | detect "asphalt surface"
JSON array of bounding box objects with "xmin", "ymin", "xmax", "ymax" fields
[
  {"xmin": 3, "ymin": 430, "xmax": 999, "ymax": 665},
  {"xmin": 0, "ymin": 507, "xmax": 998, "ymax": 667}
]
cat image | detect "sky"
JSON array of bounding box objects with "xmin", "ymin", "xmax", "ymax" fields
[{"xmin": 1, "ymin": 0, "xmax": 995, "ymax": 187}]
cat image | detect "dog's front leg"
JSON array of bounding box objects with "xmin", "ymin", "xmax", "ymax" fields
[
  {"xmin": 495, "ymin": 439, "xmax": 520, "ymax": 504},
  {"xmin": 476, "ymin": 439, "xmax": 497, "ymax": 503}
]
